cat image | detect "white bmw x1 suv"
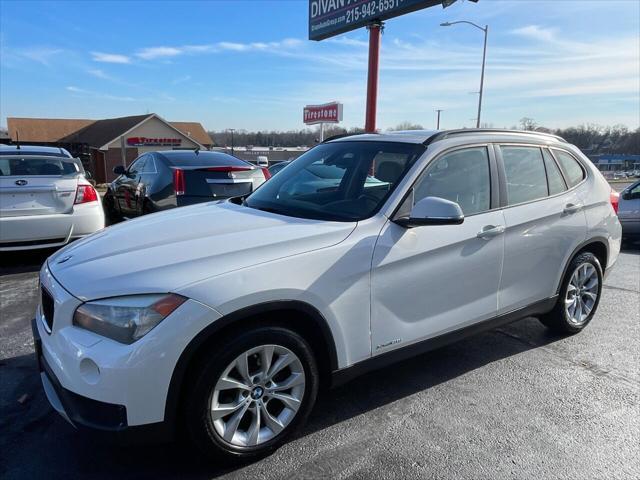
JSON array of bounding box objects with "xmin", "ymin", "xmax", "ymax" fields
[{"xmin": 33, "ymin": 130, "xmax": 621, "ymax": 461}]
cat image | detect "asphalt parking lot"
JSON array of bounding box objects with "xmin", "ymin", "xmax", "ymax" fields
[{"xmin": 1, "ymin": 242, "xmax": 639, "ymax": 480}]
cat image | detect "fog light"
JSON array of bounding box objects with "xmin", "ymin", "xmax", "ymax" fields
[{"xmin": 79, "ymin": 358, "xmax": 100, "ymax": 384}]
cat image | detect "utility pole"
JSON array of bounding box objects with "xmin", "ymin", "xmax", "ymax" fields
[
  {"xmin": 228, "ymin": 129, "xmax": 236, "ymax": 157},
  {"xmin": 436, "ymin": 109, "xmax": 444, "ymax": 130}
]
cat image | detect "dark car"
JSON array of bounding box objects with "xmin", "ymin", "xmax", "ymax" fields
[
  {"xmin": 104, "ymin": 150, "xmax": 270, "ymax": 221},
  {"xmin": 267, "ymin": 159, "xmax": 292, "ymax": 176}
]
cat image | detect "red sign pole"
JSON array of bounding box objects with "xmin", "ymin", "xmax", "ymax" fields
[{"xmin": 365, "ymin": 21, "xmax": 383, "ymax": 133}]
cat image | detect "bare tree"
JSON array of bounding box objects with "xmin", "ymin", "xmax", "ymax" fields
[
  {"xmin": 519, "ymin": 117, "xmax": 537, "ymax": 131},
  {"xmin": 388, "ymin": 121, "xmax": 424, "ymax": 131}
]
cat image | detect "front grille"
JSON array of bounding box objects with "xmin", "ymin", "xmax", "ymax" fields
[{"xmin": 41, "ymin": 287, "xmax": 54, "ymax": 332}]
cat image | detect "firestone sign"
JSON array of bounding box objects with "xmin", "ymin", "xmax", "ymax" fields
[
  {"xmin": 126, "ymin": 137, "xmax": 182, "ymax": 147},
  {"xmin": 303, "ymin": 102, "xmax": 344, "ymax": 125},
  {"xmin": 309, "ymin": 0, "xmax": 451, "ymax": 41}
]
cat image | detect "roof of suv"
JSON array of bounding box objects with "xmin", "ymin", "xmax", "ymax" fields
[
  {"xmin": 326, "ymin": 129, "xmax": 568, "ymax": 145},
  {"xmin": 0, "ymin": 145, "xmax": 73, "ymax": 157}
]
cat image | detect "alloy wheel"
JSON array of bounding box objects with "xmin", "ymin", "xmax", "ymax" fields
[
  {"xmin": 565, "ymin": 262, "xmax": 599, "ymax": 325},
  {"xmin": 210, "ymin": 344, "xmax": 306, "ymax": 447}
]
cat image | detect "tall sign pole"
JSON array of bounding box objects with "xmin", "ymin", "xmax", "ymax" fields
[
  {"xmin": 365, "ymin": 22, "xmax": 383, "ymax": 133},
  {"xmin": 309, "ymin": 1, "xmax": 476, "ymax": 131}
]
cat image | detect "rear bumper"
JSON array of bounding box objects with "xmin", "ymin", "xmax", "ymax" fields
[
  {"xmin": 32, "ymin": 318, "xmax": 171, "ymax": 443},
  {"xmin": 0, "ymin": 202, "xmax": 104, "ymax": 251},
  {"xmin": 620, "ymin": 219, "xmax": 640, "ymax": 237}
]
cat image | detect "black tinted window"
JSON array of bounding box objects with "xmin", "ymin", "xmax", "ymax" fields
[
  {"xmin": 0, "ymin": 157, "xmax": 78, "ymax": 176},
  {"xmin": 542, "ymin": 149, "xmax": 567, "ymax": 195},
  {"xmin": 246, "ymin": 141, "xmax": 425, "ymax": 221},
  {"xmin": 502, "ymin": 146, "xmax": 548, "ymax": 205},
  {"xmin": 414, "ymin": 147, "xmax": 491, "ymax": 215},
  {"xmin": 553, "ymin": 150, "xmax": 585, "ymax": 187}
]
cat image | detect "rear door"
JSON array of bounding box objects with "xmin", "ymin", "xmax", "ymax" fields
[
  {"xmin": 497, "ymin": 145, "xmax": 587, "ymax": 313},
  {"xmin": 0, "ymin": 155, "xmax": 79, "ymax": 217}
]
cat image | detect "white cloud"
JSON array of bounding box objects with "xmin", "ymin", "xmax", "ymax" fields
[
  {"xmin": 66, "ymin": 85, "xmax": 135, "ymax": 102},
  {"xmin": 510, "ymin": 25, "xmax": 556, "ymax": 42},
  {"xmin": 87, "ymin": 68, "xmax": 113, "ymax": 80},
  {"xmin": 91, "ymin": 51, "xmax": 131, "ymax": 64},
  {"xmin": 135, "ymin": 46, "xmax": 183, "ymax": 60},
  {"xmin": 18, "ymin": 47, "xmax": 63, "ymax": 66}
]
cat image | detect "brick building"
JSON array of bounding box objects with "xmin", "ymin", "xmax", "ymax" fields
[{"xmin": 6, "ymin": 114, "xmax": 213, "ymax": 183}]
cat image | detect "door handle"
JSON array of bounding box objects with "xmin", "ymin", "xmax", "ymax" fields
[
  {"xmin": 563, "ymin": 203, "xmax": 583, "ymax": 214},
  {"xmin": 477, "ymin": 225, "xmax": 505, "ymax": 239}
]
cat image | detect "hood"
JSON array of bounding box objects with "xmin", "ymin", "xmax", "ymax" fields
[{"xmin": 48, "ymin": 201, "xmax": 356, "ymax": 300}]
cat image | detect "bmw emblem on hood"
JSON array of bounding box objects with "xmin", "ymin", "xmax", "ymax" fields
[{"xmin": 15, "ymin": 179, "xmax": 28, "ymax": 186}]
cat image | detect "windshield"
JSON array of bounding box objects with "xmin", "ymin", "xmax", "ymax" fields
[
  {"xmin": 0, "ymin": 156, "xmax": 79, "ymax": 176},
  {"xmin": 245, "ymin": 141, "xmax": 426, "ymax": 221}
]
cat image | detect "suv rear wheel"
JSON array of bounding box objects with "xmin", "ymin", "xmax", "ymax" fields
[
  {"xmin": 185, "ymin": 327, "xmax": 319, "ymax": 462},
  {"xmin": 539, "ymin": 251, "xmax": 603, "ymax": 334}
]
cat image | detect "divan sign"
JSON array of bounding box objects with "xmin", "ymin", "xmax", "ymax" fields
[
  {"xmin": 309, "ymin": 0, "xmax": 454, "ymax": 41},
  {"xmin": 126, "ymin": 137, "xmax": 182, "ymax": 146}
]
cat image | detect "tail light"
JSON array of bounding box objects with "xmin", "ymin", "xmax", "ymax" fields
[
  {"xmin": 261, "ymin": 167, "xmax": 272, "ymax": 180},
  {"xmin": 610, "ymin": 189, "xmax": 620, "ymax": 214},
  {"xmin": 173, "ymin": 168, "xmax": 185, "ymax": 196},
  {"xmin": 74, "ymin": 184, "xmax": 98, "ymax": 204}
]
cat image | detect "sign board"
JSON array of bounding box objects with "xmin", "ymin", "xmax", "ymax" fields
[
  {"xmin": 303, "ymin": 102, "xmax": 343, "ymax": 125},
  {"xmin": 127, "ymin": 137, "xmax": 182, "ymax": 147},
  {"xmin": 309, "ymin": 0, "xmax": 453, "ymax": 41}
]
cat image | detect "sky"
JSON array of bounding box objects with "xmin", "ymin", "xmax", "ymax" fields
[{"xmin": 1, "ymin": 0, "xmax": 639, "ymax": 132}]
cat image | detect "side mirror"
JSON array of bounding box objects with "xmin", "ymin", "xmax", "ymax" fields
[
  {"xmin": 113, "ymin": 165, "xmax": 126, "ymax": 175},
  {"xmin": 395, "ymin": 196, "xmax": 464, "ymax": 228}
]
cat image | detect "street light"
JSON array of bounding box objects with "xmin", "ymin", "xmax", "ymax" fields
[{"xmin": 441, "ymin": 20, "xmax": 488, "ymax": 129}]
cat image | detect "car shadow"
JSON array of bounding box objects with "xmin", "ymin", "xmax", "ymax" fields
[
  {"xmin": 0, "ymin": 248, "xmax": 56, "ymax": 275},
  {"xmin": 0, "ymin": 317, "xmax": 565, "ymax": 479}
]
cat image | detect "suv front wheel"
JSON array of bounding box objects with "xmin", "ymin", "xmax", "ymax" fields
[{"xmin": 185, "ymin": 326, "xmax": 319, "ymax": 461}]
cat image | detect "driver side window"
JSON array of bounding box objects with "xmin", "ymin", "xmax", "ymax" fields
[
  {"xmin": 127, "ymin": 156, "xmax": 146, "ymax": 176},
  {"xmin": 413, "ymin": 147, "xmax": 491, "ymax": 216}
]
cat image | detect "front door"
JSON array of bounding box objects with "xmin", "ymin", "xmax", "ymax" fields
[
  {"xmin": 371, "ymin": 146, "xmax": 505, "ymax": 355},
  {"xmin": 116, "ymin": 155, "xmax": 146, "ymax": 217}
]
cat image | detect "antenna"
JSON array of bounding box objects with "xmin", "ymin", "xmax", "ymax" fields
[{"xmin": 16, "ymin": 130, "xmax": 21, "ymax": 149}]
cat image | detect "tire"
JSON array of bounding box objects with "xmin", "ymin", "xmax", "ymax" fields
[
  {"xmin": 102, "ymin": 190, "xmax": 120, "ymax": 225},
  {"xmin": 184, "ymin": 327, "xmax": 319, "ymax": 462},
  {"xmin": 539, "ymin": 251, "xmax": 603, "ymax": 334}
]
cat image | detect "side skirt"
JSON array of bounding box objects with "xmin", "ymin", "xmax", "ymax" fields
[{"xmin": 330, "ymin": 296, "xmax": 558, "ymax": 388}]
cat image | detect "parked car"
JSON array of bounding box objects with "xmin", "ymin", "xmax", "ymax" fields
[
  {"xmin": 267, "ymin": 160, "xmax": 292, "ymax": 176},
  {"xmin": 34, "ymin": 130, "xmax": 621, "ymax": 461},
  {"xmin": 103, "ymin": 150, "xmax": 270, "ymax": 221},
  {"xmin": 0, "ymin": 145, "xmax": 103, "ymax": 251},
  {"xmin": 618, "ymin": 180, "xmax": 640, "ymax": 239}
]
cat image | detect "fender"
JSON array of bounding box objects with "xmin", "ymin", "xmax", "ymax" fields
[
  {"xmin": 555, "ymin": 236, "xmax": 609, "ymax": 295},
  {"xmin": 162, "ymin": 300, "xmax": 338, "ymax": 433}
]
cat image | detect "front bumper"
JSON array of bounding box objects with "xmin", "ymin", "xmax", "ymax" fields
[{"xmin": 33, "ymin": 266, "xmax": 222, "ymax": 441}]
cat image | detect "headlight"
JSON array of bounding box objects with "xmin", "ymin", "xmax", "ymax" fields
[{"xmin": 73, "ymin": 294, "xmax": 186, "ymax": 344}]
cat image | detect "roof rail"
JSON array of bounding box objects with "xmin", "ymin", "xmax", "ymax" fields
[
  {"xmin": 322, "ymin": 132, "xmax": 374, "ymax": 143},
  {"xmin": 425, "ymin": 129, "xmax": 567, "ymax": 145}
]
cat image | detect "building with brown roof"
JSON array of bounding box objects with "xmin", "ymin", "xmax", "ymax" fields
[{"xmin": 6, "ymin": 114, "xmax": 213, "ymax": 182}]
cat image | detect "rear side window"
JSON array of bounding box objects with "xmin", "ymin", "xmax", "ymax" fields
[
  {"xmin": 553, "ymin": 150, "xmax": 585, "ymax": 187},
  {"xmin": 542, "ymin": 149, "xmax": 567, "ymax": 195},
  {"xmin": 501, "ymin": 146, "xmax": 548, "ymax": 205},
  {"xmin": 0, "ymin": 157, "xmax": 78, "ymax": 176},
  {"xmin": 413, "ymin": 146, "xmax": 491, "ymax": 215}
]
